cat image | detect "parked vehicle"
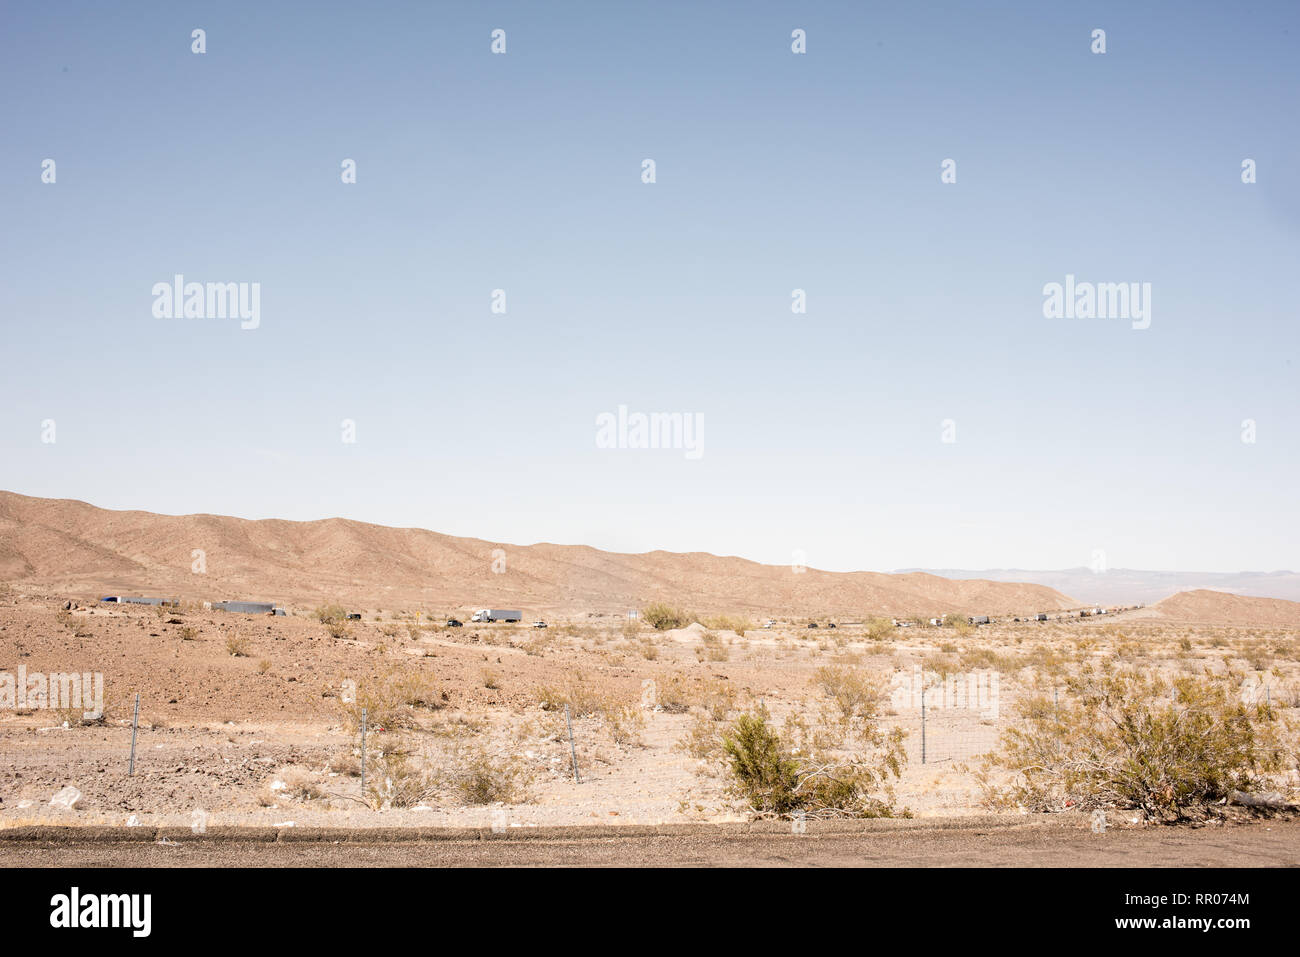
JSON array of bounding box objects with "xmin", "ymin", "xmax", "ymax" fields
[
  {"xmin": 807, "ymin": 622, "xmax": 818, "ymax": 629},
  {"xmin": 446, "ymin": 619, "xmax": 463, "ymax": 627},
  {"xmin": 929, "ymin": 617, "xmax": 943, "ymax": 626},
  {"xmin": 1036, "ymin": 613, "xmax": 1048, "ymax": 621},
  {"xmin": 532, "ymin": 620, "xmax": 547, "ymax": 629},
  {"xmin": 968, "ymin": 615, "xmax": 990, "ymax": 625},
  {"xmin": 346, "ymin": 613, "xmax": 361, "ymax": 620},
  {"xmin": 471, "ymin": 609, "xmax": 523, "ymax": 623}
]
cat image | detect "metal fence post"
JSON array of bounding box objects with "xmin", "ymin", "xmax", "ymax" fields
[
  {"xmin": 564, "ymin": 703, "xmax": 581, "ymax": 783},
  {"xmin": 128, "ymin": 693, "xmax": 139, "ymax": 776},
  {"xmin": 360, "ymin": 707, "xmax": 367, "ymax": 798},
  {"xmin": 920, "ymin": 669, "xmax": 927, "ymax": 765}
]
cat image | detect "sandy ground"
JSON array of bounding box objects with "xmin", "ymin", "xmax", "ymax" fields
[{"xmin": 2, "ymin": 592, "xmax": 1297, "ymax": 836}]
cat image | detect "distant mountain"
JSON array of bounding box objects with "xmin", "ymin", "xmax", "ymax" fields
[
  {"xmin": 0, "ymin": 491, "xmax": 1078, "ymax": 617},
  {"xmin": 898, "ymin": 567, "xmax": 1300, "ymax": 606}
]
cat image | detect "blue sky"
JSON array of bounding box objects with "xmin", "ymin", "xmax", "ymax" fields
[{"xmin": 1, "ymin": 1, "xmax": 1297, "ymax": 572}]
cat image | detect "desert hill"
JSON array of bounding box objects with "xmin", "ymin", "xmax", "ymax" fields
[
  {"xmin": 0, "ymin": 490, "xmax": 1078, "ymax": 617},
  {"xmin": 1138, "ymin": 588, "xmax": 1300, "ymax": 628}
]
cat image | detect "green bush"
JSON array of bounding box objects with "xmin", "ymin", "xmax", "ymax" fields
[
  {"xmin": 719, "ymin": 707, "xmax": 906, "ymax": 819},
  {"xmin": 865, "ymin": 617, "xmax": 894, "ymax": 642},
  {"xmin": 982, "ymin": 665, "xmax": 1288, "ymax": 821},
  {"xmin": 642, "ymin": 603, "xmax": 692, "ymax": 631}
]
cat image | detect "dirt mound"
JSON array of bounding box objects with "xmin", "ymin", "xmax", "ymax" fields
[
  {"xmin": 1146, "ymin": 589, "xmax": 1300, "ymax": 627},
  {"xmin": 0, "ymin": 490, "xmax": 1076, "ymax": 617}
]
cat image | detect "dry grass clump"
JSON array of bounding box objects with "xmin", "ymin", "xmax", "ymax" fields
[
  {"xmin": 260, "ymin": 766, "xmax": 327, "ymax": 806},
  {"xmin": 340, "ymin": 664, "xmax": 443, "ymax": 732},
  {"xmin": 445, "ymin": 742, "xmax": 532, "ymax": 805},
  {"xmin": 365, "ymin": 740, "xmax": 435, "ymax": 809},
  {"xmin": 658, "ymin": 675, "xmax": 736, "ymax": 720},
  {"xmin": 537, "ymin": 675, "xmax": 643, "ymax": 746},
  {"xmin": 813, "ymin": 666, "xmax": 886, "ymax": 723},
  {"xmin": 696, "ymin": 631, "xmax": 730, "ymax": 662},
  {"xmin": 226, "ymin": 635, "xmax": 250, "ymax": 657},
  {"xmin": 701, "ymin": 614, "xmax": 755, "ymax": 635},
  {"xmin": 315, "ymin": 603, "xmax": 354, "ymax": 639},
  {"xmin": 958, "ymin": 647, "xmax": 1019, "ymax": 673}
]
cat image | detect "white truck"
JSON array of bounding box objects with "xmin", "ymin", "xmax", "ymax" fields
[{"xmin": 471, "ymin": 609, "xmax": 522, "ymax": 623}]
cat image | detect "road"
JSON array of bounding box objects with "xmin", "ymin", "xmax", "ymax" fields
[{"xmin": 1, "ymin": 819, "xmax": 1296, "ymax": 866}]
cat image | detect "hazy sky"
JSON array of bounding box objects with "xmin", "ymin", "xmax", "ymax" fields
[{"xmin": 2, "ymin": 1, "xmax": 1297, "ymax": 573}]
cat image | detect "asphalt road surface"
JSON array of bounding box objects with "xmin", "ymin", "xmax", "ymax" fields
[{"xmin": 2, "ymin": 820, "xmax": 1296, "ymax": 866}]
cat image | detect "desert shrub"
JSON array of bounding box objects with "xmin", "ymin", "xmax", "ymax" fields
[
  {"xmin": 256, "ymin": 658, "xmax": 272, "ymax": 674},
  {"xmin": 366, "ymin": 744, "xmax": 434, "ymax": 809},
  {"xmin": 681, "ymin": 713, "xmax": 728, "ymax": 761},
  {"xmin": 865, "ymin": 617, "xmax": 894, "ymax": 642},
  {"xmin": 813, "ymin": 666, "xmax": 885, "ymax": 723},
  {"xmin": 958, "ymin": 647, "xmax": 1011, "ymax": 672},
  {"xmin": 326, "ymin": 619, "xmax": 353, "ymax": 640},
  {"xmin": 981, "ymin": 664, "xmax": 1287, "ymax": 821},
  {"xmin": 719, "ymin": 708, "xmax": 906, "ymax": 818},
  {"xmin": 942, "ymin": 613, "xmax": 973, "ymax": 637},
  {"xmin": 656, "ymin": 675, "xmax": 695, "ymax": 714},
  {"xmin": 315, "ymin": 603, "xmax": 349, "ymax": 624},
  {"xmin": 178, "ymin": 626, "xmax": 199, "ymax": 641},
  {"xmin": 280, "ymin": 767, "xmax": 325, "ymax": 801},
  {"xmin": 696, "ymin": 631, "xmax": 730, "ymax": 662},
  {"xmin": 702, "ymin": 615, "xmax": 755, "ymax": 635},
  {"xmin": 642, "ymin": 603, "xmax": 691, "ymax": 631},
  {"xmin": 226, "ymin": 636, "xmax": 250, "ymax": 657},
  {"xmin": 446, "ymin": 744, "xmax": 531, "ymax": 805},
  {"xmin": 537, "ymin": 675, "xmax": 606, "ymax": 716},
  {"xmin": 699, "ymin": 678, "xmax": 737, "ymax": 721},
  {"xmin": 341, "ymin": 665, "xmax": 442, "ymax": 732},
  {"xmin": 922, "ymin": 652, "xmax": 959, "ymax": 678},
  {"xmin": 604, "ymin": 704, "xmax": 644, "ymax": 746},
  {"xmin": 328, "ymin": 750, "xmax": 362, "ymax": 777},
  {"xmin": 521, "ymin": 630, "xmax": 554, "ymax": 656},
  {"xmin": 537, "ymin": 676, "xmax": 642, "ymax": 745}
]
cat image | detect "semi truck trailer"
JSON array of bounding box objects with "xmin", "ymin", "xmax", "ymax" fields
[{"xmin": 471, "ymin": 609, "xmax": 523, "ymax": 623}]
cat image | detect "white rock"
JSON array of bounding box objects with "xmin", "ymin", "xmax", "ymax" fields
[
  {"xmin": 50, "ymin": 786, "xmax": 82, "ymax": 810},
  {"xmin": 126, "ymin": 814, "xmax": 142, "ymax": 827},
  {"xmin": 16, "ymin": 800, "xmax": 33, "ymax": 810}
]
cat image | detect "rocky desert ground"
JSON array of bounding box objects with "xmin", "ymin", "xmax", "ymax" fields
[
  {"xmin": 2, "ymin": 583, "xmax": 1298, "ymax": 833},
  {"xmin": 2, "ymin": 492, "xmax": 1299, "ymax": 839}
]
